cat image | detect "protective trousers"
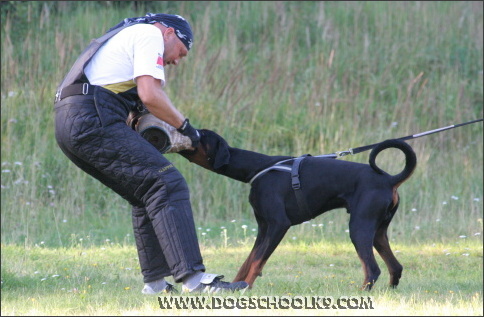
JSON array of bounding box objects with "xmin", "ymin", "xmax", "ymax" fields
[{"xmin": 54, "ymin": 86, "xmax": 205, "ymax": 282}]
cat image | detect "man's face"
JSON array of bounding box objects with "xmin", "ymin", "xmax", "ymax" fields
[{"xmin": 163, "ymin": 27, "xmax": 188, "ymax": 66}]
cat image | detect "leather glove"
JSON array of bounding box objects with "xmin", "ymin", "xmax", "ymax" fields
[{"xmin": 177, "ymin": 118, "xmax": 200, "ymax": 148}]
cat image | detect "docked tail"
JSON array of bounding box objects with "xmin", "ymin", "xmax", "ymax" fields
[{"xmin": 369, "ymin": 139, "xmax": 417, "ymax": 187}]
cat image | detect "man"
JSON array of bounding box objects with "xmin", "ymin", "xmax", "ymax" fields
[{"xmin": 54, "ymin": 13, "xmax": 248, "ymax": 294}]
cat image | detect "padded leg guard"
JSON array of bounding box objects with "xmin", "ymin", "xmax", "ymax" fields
[
  {"xmin": 142, "ymin": 170, "xmax": 206, "ymax": 283},
  {"xmin": 132, "ymin": 206, "xmax": 171, "ymax": 283}
]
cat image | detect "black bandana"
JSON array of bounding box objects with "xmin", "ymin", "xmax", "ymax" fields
[{"xmin": 108, "ymin": 13, "xmax": 193, "ymax": 50}]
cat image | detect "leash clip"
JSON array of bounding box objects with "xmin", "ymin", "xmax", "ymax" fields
[{"xmin": 335, "ymin": 149, "xmax": 354, "ymax": 157}]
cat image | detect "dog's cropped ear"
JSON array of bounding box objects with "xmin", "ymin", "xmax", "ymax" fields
[{"xmin": 199, "ymin": 129, "xmax": 231, "ymax": 170}]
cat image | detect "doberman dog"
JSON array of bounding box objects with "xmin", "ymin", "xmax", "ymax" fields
[{"xmin": 179, "ymin": 129, "xmax": 417, "ymax": 290}]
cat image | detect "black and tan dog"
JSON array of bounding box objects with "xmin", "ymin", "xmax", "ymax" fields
[{"xmin": 179, "ymin": 129, "xmax": 417, "ymax": 290}]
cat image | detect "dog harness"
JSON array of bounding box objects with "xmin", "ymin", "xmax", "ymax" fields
[
  {"xmin": 291, "ymin": 155, "xmax": 312, "ymax": 219},
  {"xmin": 248, "ymin": 153, "xmax": 337, "ymax": 184},
  {"xmin": 249, "ymin": 153, "xmax": 337, "ymax": 219}
]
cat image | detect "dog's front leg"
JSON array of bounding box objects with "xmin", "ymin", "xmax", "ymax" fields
[{"xmin": 233, "ymin": 221, "xmax": 290, "ymax": 287}]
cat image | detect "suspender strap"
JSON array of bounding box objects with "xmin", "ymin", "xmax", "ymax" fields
[{"xmin": 291, "ymin": 154, "xmax": 312, "ymax": 219}]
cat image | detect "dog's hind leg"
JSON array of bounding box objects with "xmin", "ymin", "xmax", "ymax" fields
[
  {"xmin": 233, "ymin": 215, "xmax": 290, "ymax": 287},
  {"xmin": 348, "ymin": 202, "xmax": 386, "ymax": 290},
  {"xmin": 373, "ymin": 202, "xmax": 403, "ymax": 288}
]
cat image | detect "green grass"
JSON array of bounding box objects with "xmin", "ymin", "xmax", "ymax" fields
[
  {"xmin": 1, "ymin": 1, "xmax": 483, "ymax": 315},
  {"xmin": 1, "ymin": 235, "xmax": 482, "ymax": 316}
]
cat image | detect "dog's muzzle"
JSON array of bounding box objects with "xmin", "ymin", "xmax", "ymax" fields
[{"xmin": 133, "ymin": 112, "xmax": 193, "ymax": 153}]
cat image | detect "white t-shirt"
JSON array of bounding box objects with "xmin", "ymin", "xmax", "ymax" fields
[{"xmin": 84, "ymin": 24, "xmax": 166, "ymax": 93}]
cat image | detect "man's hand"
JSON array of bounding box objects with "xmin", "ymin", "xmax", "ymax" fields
[{"xmin": 177, "ymin": 119, "xmax": 200, "ymax": 148}]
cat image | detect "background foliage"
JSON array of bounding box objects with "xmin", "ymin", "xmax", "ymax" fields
[{"xmin": 1, "ymin": 1, "xmax": 482, "ymax": 246}]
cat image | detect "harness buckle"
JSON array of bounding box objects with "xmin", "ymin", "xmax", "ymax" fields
[
  {"xmin": 82, "ymin": 83, "xmax": 89, "ymax": 95},
  {"xmin": 291, "ymin": 173, "xmax": 301, "ymax": 190}
]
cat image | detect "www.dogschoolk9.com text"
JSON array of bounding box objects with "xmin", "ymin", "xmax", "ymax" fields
[{"xmin": 158, "ymin": 295, "xmax": 374, "ymax": 310}]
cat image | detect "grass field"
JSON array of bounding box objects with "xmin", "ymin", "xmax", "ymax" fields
[
  {"xmin": 1, "ymin": 1, "xmax": 483, "ymax": 315},
  {"xmin": 1, "ymin": 236, "xmax": 482, "ymax": 315}
]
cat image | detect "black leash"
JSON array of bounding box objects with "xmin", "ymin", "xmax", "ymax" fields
[{"xmin": 334, "ymin": 118, "xmax": 483, "ymax": 157}]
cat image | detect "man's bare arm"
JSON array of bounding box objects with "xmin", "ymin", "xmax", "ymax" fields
[{"xmin": 136, "ymin": 75, "xmax": 185, "ymax": 129}]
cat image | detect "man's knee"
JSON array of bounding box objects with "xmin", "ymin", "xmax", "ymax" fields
[{"xmin": 141, "ymin": 166, "xmax": 190, "ymax": 206}]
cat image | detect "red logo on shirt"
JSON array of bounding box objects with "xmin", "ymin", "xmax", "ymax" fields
[{"xmin": 157, "ymin": 54, "xmax": 164, "ymax": 69}]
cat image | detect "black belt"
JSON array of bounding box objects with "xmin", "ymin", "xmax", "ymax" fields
[{"xmin": 55, "ymin": 83, "xmax": 95, "ymax": 102}]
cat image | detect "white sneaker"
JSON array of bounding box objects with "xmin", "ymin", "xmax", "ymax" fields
[
  {"xmin": 141, "ymin": 279, "xmax": 177, "ymax": 294},
  {"xmin": 182, "ymin": 273, "xmax": 249, "ymax": 294}
]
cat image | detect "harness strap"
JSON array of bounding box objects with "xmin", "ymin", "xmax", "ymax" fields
[
  {"xmin": 249, "ymin": 154, "xmax": 337, "ymax": 218},
  {"xmin": 248, "ymin": 166, "xmax": 292, "ymax": 184},
  {"xmin": 291, "ymin": 154, "xmax": 312, "ymax": 219},
  {"xmin": 249, "ymin": 153, "xmax": 337, "ymax": 185},
  {"xmin": 248, "ymin": 160, "xmax": 292, "ymax": 184}
]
